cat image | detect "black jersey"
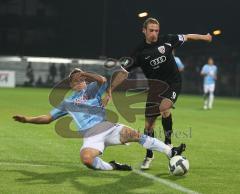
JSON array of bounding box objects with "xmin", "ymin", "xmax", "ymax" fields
[{"xmin": 123, "ymin": 34, "xmax": 185, "ymax": 84}]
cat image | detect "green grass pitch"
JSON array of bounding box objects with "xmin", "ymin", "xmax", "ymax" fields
[{"xmin": 0, "ymin": 87, "xmax": 240, "ymax": 194}]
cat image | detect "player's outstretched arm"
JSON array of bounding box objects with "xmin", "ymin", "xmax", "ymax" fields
[
  {"xmin": 101, "ymin": 67, "xmax": 128, "ymax": 107},
  {"xmin": 109, "ymin": 66, "xmax": 129, "ymax": 92},
  {"xmin": 81, "ymin": 71, "xmax": 107, "ymax": 84},
  {"xmin": 184, "ymin": 33, "xmax": 212, "ymax": 42},
  {"xmin": 13, "ymin": 114, "xmax": 53, "ymax": 124}
]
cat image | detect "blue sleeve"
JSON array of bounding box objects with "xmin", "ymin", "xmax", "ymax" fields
[
  {"xmin": 126, "ymin": 52, "xmax": 140, "ymax": 72},
  {"xmin": 175, "ymin": 57, "xmax": 184, "ymax": 69},
  {"xmin": 86, "ymin": 81, "xmax": 108, "ymax": 98},
  {"xmin": 96, "ymin": 82, "xmax": 108, "ymax": 97},
  {"xmin": 50, "ymin": 102, "xmax": 68, "ymax": 120}
]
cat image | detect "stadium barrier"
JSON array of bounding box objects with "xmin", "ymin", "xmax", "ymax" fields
[{"xmin": 0, "ymin": 56, "xmax": 239, "ymax": 97}]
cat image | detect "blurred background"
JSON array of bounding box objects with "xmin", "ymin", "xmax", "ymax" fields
[{"xmin": 0, "ymin": 0, "xmax": 239, "ymax": 96}]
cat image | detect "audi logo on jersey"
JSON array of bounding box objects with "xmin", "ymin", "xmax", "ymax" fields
[{"xmin": 150, "ymin": 56, "xmax": 167, "ymax": 67}]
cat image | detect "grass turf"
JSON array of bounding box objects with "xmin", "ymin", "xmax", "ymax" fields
[{"xmin": 0, "ymin": 87, "xmax": 240, "ymax": 194}]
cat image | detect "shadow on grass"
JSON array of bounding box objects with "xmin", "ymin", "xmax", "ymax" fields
[
  {"xmin": 155, "ymin": 172, "xmax": 188, "ymax": 181},
  {"xmin": 4, "ymin": 165, "xmax": 155, "ymax": 194}
]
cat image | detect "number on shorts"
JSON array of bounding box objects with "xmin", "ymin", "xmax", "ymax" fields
[{"xmin": 171, "ymin": 91, "xmax": 176, "ymax": 100}]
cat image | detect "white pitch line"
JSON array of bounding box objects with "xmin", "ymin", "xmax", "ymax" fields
[
  {"xmin": 0, "ymin": 162, "xmax": 200, "ymax": 194},
  {"xmin": 0, "ymin": 162, "xmax": 48, "ymax": 167},
  {"xmin": 133, "ymin": 169, "xmax": 200, "ymax": 194},
  {"xmin": 0, "ymin": 161, "xmax": 80, "ymax": 168}
]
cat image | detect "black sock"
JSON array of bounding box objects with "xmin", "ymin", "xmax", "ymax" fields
[
  {"xmin": 162, "ymin": 114, "xmax": 173, "ymax": 144},
  {"xmin": 144, "ymin": 129, "xmax": 154, "ymax": 158}
]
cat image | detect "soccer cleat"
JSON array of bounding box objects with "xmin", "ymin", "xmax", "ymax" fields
[
  {"xmin": 140, "ymin": 156, "xmax": 154, "ymax": 170},
  {"xmin": 170, "ymin": 143, "xmax": 186, "ymax": 158},
  {"xmin": 109, "ymin": 160, "xmax": 132, "ymax": 171}
]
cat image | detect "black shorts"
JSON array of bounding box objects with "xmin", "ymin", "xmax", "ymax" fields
[{"xmin": 145, "ymin": 82, "xmax": 181, "ymax": 117}]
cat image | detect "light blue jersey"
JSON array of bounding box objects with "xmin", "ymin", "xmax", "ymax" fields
[
  {"xmin": 174, "ymin": 56, "xmax": 184, "ymax": 70},
  {"xmin": 50, "ymin": 82, "xmax": 107, "ymax": 133},
  {"xmin": 201, "ymin": 64, "xmax": 217, "ymax": 85}
]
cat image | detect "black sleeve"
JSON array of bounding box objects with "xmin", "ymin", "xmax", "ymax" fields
[
  {"xmin": 121, "ymin": 45, "xmax": 143, "ymax": 72},
  {"xmin": 121, "ymin": 55, "xmax": 139, "ymax": 72},
  {"xmin": 163, "ymin": 34, "xmax": 185, "ymax": 48}
]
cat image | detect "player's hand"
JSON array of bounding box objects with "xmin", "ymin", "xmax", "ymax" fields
[
  {"xmin": 13, "ymin": 115, "xmax": 27, "ymax": 123},
  {"xmin": 102, "ymin": 90, "xmax": 112, "ymax": 107},
  {"xmin": 205, "ymin": 33, "xmax": 212, "ymax": 42},
  {"xmin": 208, "ymin": 71, "xmax": 215, "ymax": 77},
  {"xmin": 68, "ymin": 68, "xmax": 84, "ymax": 77}
]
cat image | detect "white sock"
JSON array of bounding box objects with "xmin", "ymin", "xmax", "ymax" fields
[
  {"xmin": 204, "ymin": 93, "xmax": 208, "ymax": 108},
  {"xmin": 139, "ymin": 134, "xmax": 172, "ymax": 158},
  {"xmin": 204, "ymin": 99, "xmax": 208, "ymax": 107},
  {"xmin": 209, "ymin": 92, "xmax": 214, "ymax": 108},
  {"xmin": 92, "ymin": 157, "xmax": 113, "ymax": 170}
]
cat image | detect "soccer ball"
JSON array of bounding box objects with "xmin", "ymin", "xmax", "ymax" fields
[{"xmin": 169, "ymin": 155, "xmax": 189, "ymax": 176}]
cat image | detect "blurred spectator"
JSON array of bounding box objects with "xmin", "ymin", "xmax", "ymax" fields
[
  {"xmin": 59, "ymin": 63, "xmax": 67, "ymax": 80},
  {"xmin": 25, "ymin": 62, "xmax": 34, "ymax": 86},
  {"xmin": 49, "ymin": 63, "xmax": 57, "ymax": 83},
  {"xmin": 36, "ymin": 76, "xmax": 43, "ymax": 87},
  {"xmin": 200, "ymin": 57, "xmax": 217, "ymax": 110}
]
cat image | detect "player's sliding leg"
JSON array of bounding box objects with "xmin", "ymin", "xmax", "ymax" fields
[
  {"xmin": 80, "ymin": 148, "xmax": 131, "ymax": 171},
  {"xmin": 80, "ymin": 148, "xmax": 111, "ymax": 170},
  {"xmin": 120, "ymin": 126, "xmax": 186, "ymax": 159}
]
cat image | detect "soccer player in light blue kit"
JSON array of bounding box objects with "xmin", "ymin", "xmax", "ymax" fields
[
  {"xmin": 173, "ymin": 50, "xmax": 184, "ymax": 72},
  {"xmin": 13, "ymin": 68, "xmax": 185, "ymax": 171},
  {"xmin": 174, "ymin": 56, "xmax": 184, "ymax": 72},
  {"xmin": 200, "ymin": 57, "xmax": 217, "ymax": 109}
]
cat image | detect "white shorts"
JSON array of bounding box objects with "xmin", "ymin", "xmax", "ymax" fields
[
  {"xmin": 80, "ymin": 124, "xmax": 124, "ymax": 153},
  {"xmin": 203, "ymin": 84, "xmax": 215, "ymax": 93}
]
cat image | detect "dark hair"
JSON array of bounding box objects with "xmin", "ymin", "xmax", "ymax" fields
[
  {"xmin": 143, "ymin": 18, "xmax": 159, "ymax": 29},
  {"xmin": 69, "ymin": 68, "xmax": 83, "ymax": 82}
]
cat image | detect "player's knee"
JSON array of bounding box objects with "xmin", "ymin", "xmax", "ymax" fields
[
  {"xmin": 145, "ymin": 123, "xmax": 154, "ymax": 130},
  {"xmin": 162, "ymin": 110, "xmax": 171, "ymax": 118},
  {"xmin": 144, "ymin": 128, "xmax": 154, "ymax": 135},
  {"xmin": 145, "ymin": 117, "xmax": 156, "ymax": 130},
  {"xmin": 120, "ymin": 127, "xmax": 140, "ymax": 143},
  {"xmin": 80, "ymin": 153, "xmax": 94, "ymax": 167},
  {"xmin": 159, "ymin": 99, "xmax": 172, "ymax": 113}
]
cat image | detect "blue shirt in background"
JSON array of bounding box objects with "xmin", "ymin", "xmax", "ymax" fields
[
  {"xmin": 174, "ymin": 56, "xmax": 184, "ymax": 71},
  {"xmin": 201, "ymin": 64, "xmax": 217, "ymax": 85}
]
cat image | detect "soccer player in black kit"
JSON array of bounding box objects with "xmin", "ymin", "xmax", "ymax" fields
[{"xmin": 120, "ymin": 18, "xmax": 212, "ymax": 169}]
